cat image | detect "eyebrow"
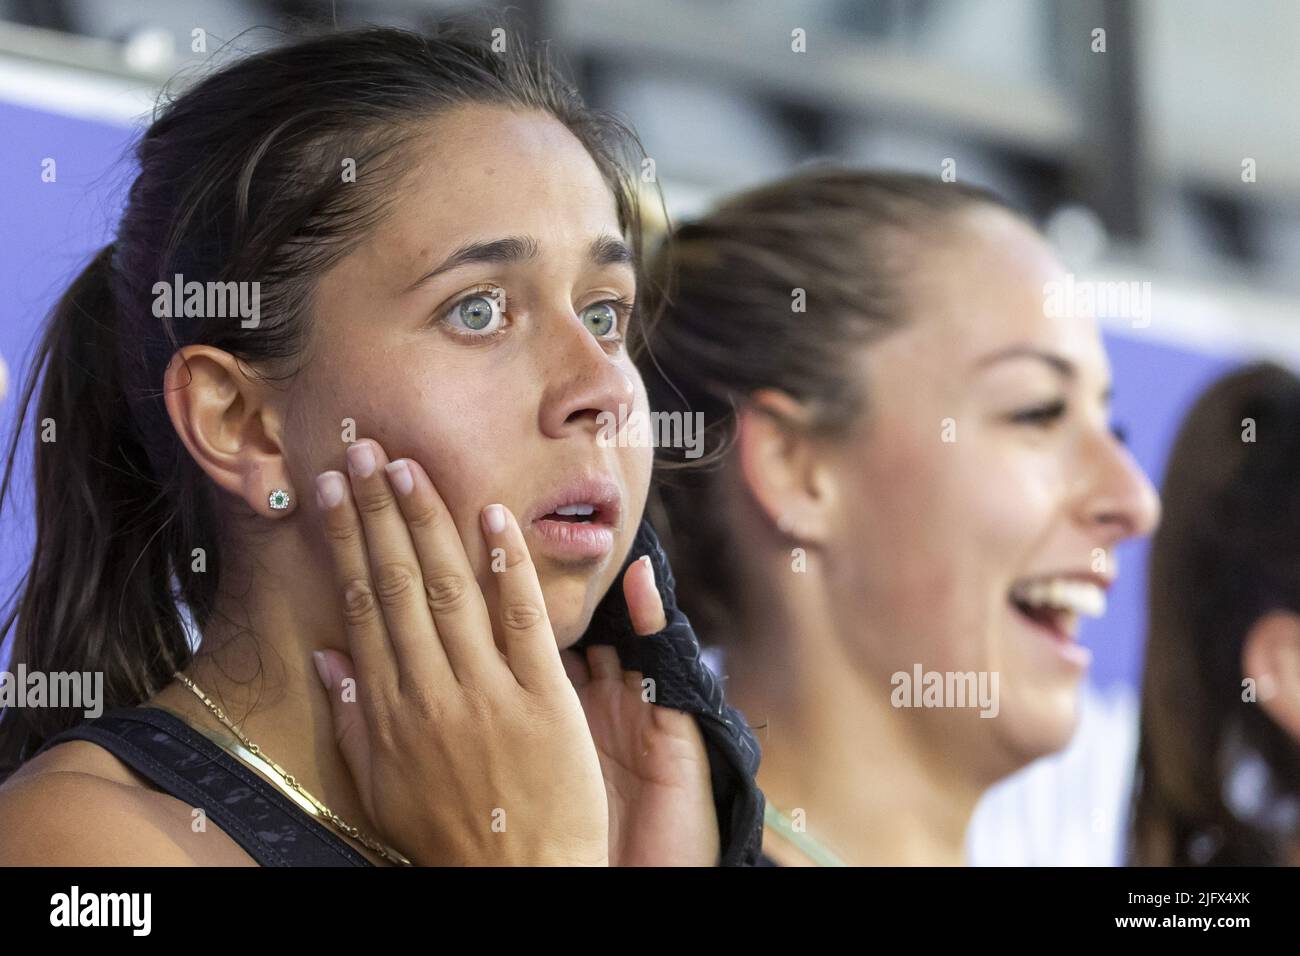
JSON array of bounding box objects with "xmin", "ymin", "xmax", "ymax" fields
[
  {"xmin": 405, "ymin": 233, "xmax": 632, "ymax": 291},
  {"xmin": 975, "ymin": 345, "xmax": 1114, "ymax": 403},
  {"xmin": 974, "ymin": 345, "xmax": 1076, "ymax": 379},
  {"xmin": 587, "ymin": 234, "xmax": 634, "ymax": 267}
]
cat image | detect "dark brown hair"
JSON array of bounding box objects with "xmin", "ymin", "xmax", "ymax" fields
[
  {"xmin": 0, "ymin": 19, "xmax": 649, "ymax": 777},
  {"xmin": 635, "ymin": 167, "xmax": 1014, "ymax": 646},
  {"xmin": 1131, "ymin": 362, "xmax": 1300, "ymax": 865}
]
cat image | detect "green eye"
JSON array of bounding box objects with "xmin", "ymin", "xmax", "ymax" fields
[
  {"xmin": 582, "ymin": 302, "xmax": 618, "ymax": 337},
  {"xmin": 444, "ymin": 287, "xmax": 506, "ymax": 336},
  {"xmin": 458, "ymin": 294, "xmax": 499, "ymax": 331}
]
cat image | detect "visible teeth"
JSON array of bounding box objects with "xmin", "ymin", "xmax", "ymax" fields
[
  {"xmin": 553, "ymin": 503, "xmax": 596, "ymax": 516},
  {"xmin": 1010, "ymin": 579, "xmax": 1107, "ymax": 617}
]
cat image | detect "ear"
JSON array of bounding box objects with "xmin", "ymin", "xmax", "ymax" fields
[
  {"xmin": 162, "ymin": 345, "xmax": 295, "ymax": 517},
  {"xmin": 734, "ymin": 388, "xmax": 835, "ymax": 543},
  {"xmin": 1242, "ymin": 610, "xmax": 1300, "ymax": 743}
]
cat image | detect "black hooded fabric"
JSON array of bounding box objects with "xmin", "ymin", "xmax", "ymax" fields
[{"xmin": 573, "ymin": 517, "xmax": 766, "ymax": 866}]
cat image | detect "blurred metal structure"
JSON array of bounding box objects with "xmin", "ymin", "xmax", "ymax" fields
[{"xmin": 0, "ymin": 0, "xmax": 1296, "ymax": 303}]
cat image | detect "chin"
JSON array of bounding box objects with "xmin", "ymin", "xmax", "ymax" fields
[
  {"xmin": 539, "ymin": 574, "xmax": 605, "ymax": 649},
  {"xmin": 551, "ymin": 622, "xmax": 585, "ymax": 649},
  {"xmin": 997, "ymin": 692, "xmax": 1082, "ymax": 767}
]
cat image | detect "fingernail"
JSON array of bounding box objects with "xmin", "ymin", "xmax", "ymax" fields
[
  {"xmin": 481, "ymin": 503, "xmax": 506, "ymax": 535},
  {"xmin": 316, "ymin": 471, "xmax": 345, "ymax": 509},
  {"xmin": 346, "ymin": 441, "xmax": 376, "ymax": 478},
  {"xmin": 385, "ymin": 459, "xmax": 414, "ymax": 496},
  {"xmin": 311, "ymin": 650, "xmax": 333, "ymax": 690}
]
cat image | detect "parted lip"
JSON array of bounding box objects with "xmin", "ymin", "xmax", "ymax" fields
[{"xmin": 524, "ymin": 473, "xmax": 622, "ymax": 529}]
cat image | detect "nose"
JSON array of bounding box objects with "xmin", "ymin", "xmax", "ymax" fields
[
  {"xmin": 537, "ymin": 310, "xmax": 636, "ymax": 440},
  {"xmin": 1076, "ymin": 428, "xmax": 1162, "ymax": 546}
]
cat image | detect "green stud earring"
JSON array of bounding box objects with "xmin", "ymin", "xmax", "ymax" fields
[{"xmin": 268, "ymin": 488, "xmax": 291, "ymax": 511}]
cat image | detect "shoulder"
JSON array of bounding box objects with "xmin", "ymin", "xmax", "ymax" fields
[
  {"xmin": 10, "ymin": 737, "xmax": 153, "ymax": 788},
  {"xmin": 0, "ymin": 742, "xmax": 199, "ymax": 865}
]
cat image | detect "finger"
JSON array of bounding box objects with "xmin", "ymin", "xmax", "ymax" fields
[
  {"xmin": 560, "ymin": 648, "xmax": 591, "ymax": 689},
  {"xmin": 390, "ymin": 456, "xmax": 506, "ymax": 688},
  {"xmin": 312, "ymin": 649, "xmax": 374, "ymax": 819},
  {"xmin": 623, "ymin": 555, "xmax": 668, "ymax": 635},
  {"xmin": 317, "ymin": 467, "xmax": 400, "ymax": 701},
  {"xmin": 586, "ymin": 645, "xmax": 623, "ymax": 683},
  {"xmin": 344, "ymin": 439, "xmax": 447, "ymax": 692},
  {"xmin": 479, "ymin": 502, "xmax": 564, "ymax": 690}
]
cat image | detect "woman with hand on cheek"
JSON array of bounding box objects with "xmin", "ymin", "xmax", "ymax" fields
[
  {"xmin": 639, "ymin": 168, "xmax": 1161, "ymax": 866},
  {"xmin": 0, "ymin": 23, "xmax": 760, "ymax": 866}
]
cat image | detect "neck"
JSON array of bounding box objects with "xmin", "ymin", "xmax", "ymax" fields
[
  {"xmin": 148, "ymin": 514, "xmax": 392, "ymax": 865},
  {"xmin": 724, "ymin": 558, "xmax": 985, "ymax": 867}
]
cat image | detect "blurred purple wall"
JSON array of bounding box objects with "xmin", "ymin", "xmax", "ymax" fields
[
  {"xmin": 0, "ymin": 100, "xmax": 135, "ymax": 664},
  {"xmin": 1088, "ymin": 333, "xmax": 1234, "ymax": 688}
]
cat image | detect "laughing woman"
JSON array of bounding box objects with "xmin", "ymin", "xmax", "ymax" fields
[
  {"xmin": 638, "ymin": 168, "xmax": 1161, "ymax": 865},
  {"xmin": 0, "ymin": 24, "xmax": 762, "ymax": 866}
]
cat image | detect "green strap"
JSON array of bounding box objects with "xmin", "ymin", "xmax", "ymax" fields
[{"xmin": 764, "ymin": 802, "xmax": 849, "ymax": 867}]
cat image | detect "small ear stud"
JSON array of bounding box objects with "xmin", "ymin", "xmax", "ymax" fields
[{"xmin": 268, "ymin": 488, "xmax": 292, "ymax": 511}]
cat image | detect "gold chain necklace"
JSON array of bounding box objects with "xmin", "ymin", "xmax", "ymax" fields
[{"xmin": 172, "ymin": 671, "xmax": 413, "ymax": 867}]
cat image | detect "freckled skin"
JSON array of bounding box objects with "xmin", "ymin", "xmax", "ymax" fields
[{"xmin": 286, "ymin": 105, "xmax": 653, "ymax": 647}]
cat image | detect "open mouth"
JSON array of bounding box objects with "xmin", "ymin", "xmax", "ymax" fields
[
  {"xmin": 540, "ymin": 503, "xmax": 604, "ymax": 524},
  {"xmin": 1008, "ymin": 576, "xmax": 1108, "ymax": 642},
  {"xmin": 526, "ymin": 476, "xmax": 622, "ymax": 562}
]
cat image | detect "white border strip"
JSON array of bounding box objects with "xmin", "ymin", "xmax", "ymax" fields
[
  {"xmin": 0, "ymin": 54, "xmax": 153, "ymax": 126},
  {"xmin": 1092, "ymin": 262, "xmax": 1300, "ymax": 367}
]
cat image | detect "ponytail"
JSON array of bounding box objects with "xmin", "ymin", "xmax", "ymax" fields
[
  {"xmin": 0, "ymin": 245, "xmax": 194, "ymax": 778},
  {"xmin": 0, "ymin": 22, "xmax": 650, "ymax": 782}
]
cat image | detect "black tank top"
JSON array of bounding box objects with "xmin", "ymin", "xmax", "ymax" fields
[{"xmin": 35, "ymin": 705, "xmax": 373, "ymax": 867}]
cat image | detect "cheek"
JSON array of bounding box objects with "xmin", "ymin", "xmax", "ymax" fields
[
  {"xmin": 624, "ymin": 441, "xmax": 652, "ymax": 511},
  {"xmin": 844, "ymin": 422, "xmax": 964, "ymax": 598},
  {"xmin": 301, "ymin": 346, "xmax": 532, "ymax": 518},
  {"xmin": 839, "ymin": 423, "xmax": 1052, "ymax": 671},
  {"xmin": 969, "ymin": 434, "xmax": 1064, "ymax": 563},
  {"xmin": 835, "ymin": 426, "xmax": 962, "ymax": 672},
  {"xmin": 385, "ymin": 371, "xmax": 534, "ymax": 526},
  {"xmin": 624, "ymin": 390, "xmax": 654, "ymax": 517}
]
